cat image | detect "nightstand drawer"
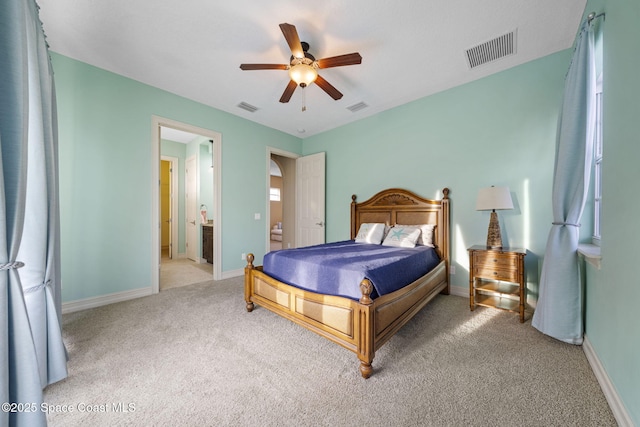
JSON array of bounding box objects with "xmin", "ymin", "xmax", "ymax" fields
[
  {"xmin": 473, "ymin": 266, "xmax": 518, "ymax": 282},
  {"xmin": 473, "ymin": 252, "xmax": 518, "ymax": 270}
]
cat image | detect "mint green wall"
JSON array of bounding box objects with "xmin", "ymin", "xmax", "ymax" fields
[
  {"xmin": 303, "ymin": 50, "xmax": 571, "ymax": 300},
  {"xmin": 584, "ymin": 0, "xmax": 640, "ymax": 422},
  {"xmin": 160, "ymin": 139, "xmax": 186, "ymax": 254},
  {"xmin": 53, "ymin": 53, "xmax": 302, "ymax": 302}
]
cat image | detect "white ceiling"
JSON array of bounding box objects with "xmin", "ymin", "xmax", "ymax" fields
[
  {"xmin": 160, "ymin": 127, "xmax": 201, "ymax": 144},
  {"xmin": 39, "ymin": 0, "xmax": 587, "ymax": 138}
]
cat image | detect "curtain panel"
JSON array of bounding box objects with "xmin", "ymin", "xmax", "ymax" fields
[
  {"xmin": 531, "ymin": 19, "xmax": 596, "ymax": 345},
  {"xmin": 1, "ymin": 0, "xmax": 68, "ymax": 426}
]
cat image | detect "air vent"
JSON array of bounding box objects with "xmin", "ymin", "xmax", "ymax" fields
[
  {"xmin": 347, "ymin": 102, "xmax": 368, "ymax": 113},
  {"xmin": 465, "ymin": 30, "xmax": 516, "ymax": 69},
  {"xmin": 237, "ymin": 102, "xmax": 258, "ymax": 113}
]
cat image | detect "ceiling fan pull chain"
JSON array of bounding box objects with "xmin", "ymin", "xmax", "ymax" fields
[{"xmin": 301, "ymin": 86, "xmax": 306, "ymax": 112}]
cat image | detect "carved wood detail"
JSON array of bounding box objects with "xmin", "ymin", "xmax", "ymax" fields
[
  {"xmin": 359, "ymin": 279, "xmax": 374, "ymax": 305},
  {"xmin": 372, "ymin": 194, "xmax": 418, "ymax": 206}
]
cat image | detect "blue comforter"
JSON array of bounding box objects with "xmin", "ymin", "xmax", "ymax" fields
[{"xmin": 263, "ymin": 240, "xmax": 441, "ymax": 301}]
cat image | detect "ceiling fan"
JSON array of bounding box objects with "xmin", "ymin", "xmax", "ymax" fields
[{"xmin": 240, "ymin": 23, "xmax": 362, "ymax": 105}]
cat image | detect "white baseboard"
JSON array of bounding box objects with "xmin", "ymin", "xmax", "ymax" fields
[
  {"xmin": 61, "ymin": 267, "xmax": 243, "ymax": 314},
  {"xmin": 449, "ymin": 285, "xmax": 467, "ymax": 298},
  {"xmin": 583, "ymin": 335, "xmax": 633, "ymax": 427},
  {"xmin": 62, "ymin": 287, "xmax": 153, "ymax": 314},
  {"xmin": 221, "ymin": 268, "xmax": 244, "ymax": 280}
]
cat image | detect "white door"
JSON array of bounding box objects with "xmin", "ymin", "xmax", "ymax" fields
[
  {"xmin": 186, "ymin": 155, "xmax": 197, "ymax": 261},
  {"xmin": 296, "ymin": 152, "xmax": 325, "ymax": 247}
]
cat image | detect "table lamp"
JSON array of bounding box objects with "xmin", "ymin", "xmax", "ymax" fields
[{"xmin": 476, "ymin": 186, "xmax": 513, "ymax": 249}]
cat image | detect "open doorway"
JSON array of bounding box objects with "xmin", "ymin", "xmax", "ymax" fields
[
  {"xmin": 267, "ymin": 148, "xmax": 299, "ymax": 252},
  {"xmin": 160, "ymin": 155, "xmax": 178, "ymax": 259},
  {"xmin": 269, "ymin": 158, "xmax": 283, "ymax": 251},
  {"xmin": 152, "ymin": 116, "xmax": 222, "ymax": 294},
  {"xmin": 266, "ymin": 149, "xmax": 326, "ymax": 252}
]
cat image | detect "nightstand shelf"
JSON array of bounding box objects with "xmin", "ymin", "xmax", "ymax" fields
[
  {"xmin": 475, "ymin": 280, "xmax": 520, "ymax": 296},
  {"xmin": 475, "ymin": 294, "xmax": 520, "ymax": 312},
  {"xmin": 468, "ymin": 245, "xmax": 526, "ymax": 322}
]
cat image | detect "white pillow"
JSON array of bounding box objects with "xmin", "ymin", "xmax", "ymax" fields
[
  {"xmin": 396, "ymin": 224, "xmax": 436, "ymax": 247},
  {"xmin": 355, "ymin": 223, "xmax": 386, "ymax": 244},
  {"xmin": 382, "ymin": 226, "xmax": 421, "ymax": 248}
]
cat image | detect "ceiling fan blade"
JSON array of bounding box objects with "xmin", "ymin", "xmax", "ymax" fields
[
  {"xmin": 279, "ymin": 23, "xmax": 304, "ymax": 58},
  {"xmin": 240, "ymin": 64, "xmax": 288, "ymax": 71},
  {"xmin": 314, "ymin": 75, "xmax": 343, "ymax": 100},
  {"xmin": 279, "ymin": 80, "xmax": 298, "ymax": 103},
  {"xmin": 316, "ymin": 53, "xmax": 362, "ymax": 69}
]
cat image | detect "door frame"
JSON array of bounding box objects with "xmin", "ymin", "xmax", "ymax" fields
[
  {"xmin": 152, "ymin": 115, "xmax": 222, "ymax": 293},
  {"xmin": 161, "ymin": 155, "xmax": 179, "ymax": 259},
  {"xmin": 185, "ymin": 154, "xmax": 198, "ymax": 261},
  {"xmin": 266, "ymin": 147, "xmax": 299, "ymax": 253}
]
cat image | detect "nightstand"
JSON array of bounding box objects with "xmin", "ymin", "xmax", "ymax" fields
[{"xmin": 468, "ymin": 245, "xmax": 526, "ymax": 322}]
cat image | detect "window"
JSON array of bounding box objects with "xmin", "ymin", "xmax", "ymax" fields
[
  {"xmin": 270, "ymin": 187, "xmax": 281, "ymax": 201},
  {"xmin": 593, "ymin": 74, "xmax": 603, "ymax": 244},
  {"xmin": 579, "ymin": 25, "xmax": 603, "ymax": 267}
]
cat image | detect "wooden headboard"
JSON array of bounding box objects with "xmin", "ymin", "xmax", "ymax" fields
[{"xmin": 350, "ymin": 188, "xmax": 450, "ymax": 261}]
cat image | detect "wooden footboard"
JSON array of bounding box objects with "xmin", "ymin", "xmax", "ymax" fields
[
  {"xmin": 245, "ymin": 255, "xmax": 448, "ymax": 378},
  {"xmin": 245, "ymin": 254, "xmax": 362, "ymax": 351}
]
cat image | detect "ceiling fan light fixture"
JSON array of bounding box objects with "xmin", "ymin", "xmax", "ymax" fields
[
  {"xmin": 289, "ymin": 63, "xmax": 317, "ymax": 87},
  {"xmin": 240, "ymin": 23, "xmax": 360, "ymax": 103}
]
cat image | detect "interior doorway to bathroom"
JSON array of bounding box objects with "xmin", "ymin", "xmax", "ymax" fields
[{"xmin": 152, "ymin": 116, "xmax": 222, "ymax": 294}]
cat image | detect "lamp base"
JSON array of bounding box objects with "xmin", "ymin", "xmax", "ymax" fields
[{"xmin": 486, "ymin": 211, "xmax": 503, "ymax": 249}]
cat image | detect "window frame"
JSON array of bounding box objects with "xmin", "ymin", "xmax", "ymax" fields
[{"xmin": 592, "ymin": 74, "xmax": 603, "ymax": 245}]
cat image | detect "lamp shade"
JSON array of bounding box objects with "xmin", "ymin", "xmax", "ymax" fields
[
  {"xmin": 476, "ymin": 186, "xmax": 513, "ymax": 211},
  {"xmin": 289, "ymin": 63, "xmax": 317, "ymax": 86}
]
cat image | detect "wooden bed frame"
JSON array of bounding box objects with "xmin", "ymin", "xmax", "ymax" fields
[{"xmin": 244, "ymin": 188, "xmax": 450, "ymax": 378}]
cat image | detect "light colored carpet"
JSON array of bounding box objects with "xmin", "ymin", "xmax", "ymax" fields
[
  {"xmin": 160, "ymin": 258, "xmax": 213, "ymax": 290},
  {"xmin": 44, "ymin": 277, "xmax": 616, "ymax": 426}
]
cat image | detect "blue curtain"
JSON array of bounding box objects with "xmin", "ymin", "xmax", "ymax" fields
[
  {"xmin": 1, "ymin": 1, "xmax": 68, "ymax": 426},
  {"xmin": 532, "ymin": 19, "xmax": 596, "ymax": 345}
]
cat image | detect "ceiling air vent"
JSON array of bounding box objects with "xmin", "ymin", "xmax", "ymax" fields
[
  {"xmin": 465, "ymin": 30, "xmax": 516, "ymax": 69},
  {"xmin": 347, "ymin": 102, "xmax": 368, "ymax": 113},
  {"xmin": 237, "ymin": 102, "xmax": 258, "ymax": 113}
]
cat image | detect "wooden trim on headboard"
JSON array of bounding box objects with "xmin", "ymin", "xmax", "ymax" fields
[{"xmin": 350, "ymin": 188, "xmax": 450, "ymax": 262}]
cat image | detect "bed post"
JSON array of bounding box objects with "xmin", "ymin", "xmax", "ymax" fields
[
  {"xmin": 441, "ymin": 188, "xmax": 451, "ymax": 295},
  {"xmin": 358, "ymin": 279, "xmax": 374, "ymax": 378},
  {"xmin": 350, "ymin": 194, "xmax": 357, "ymax": 240},
  {"xmin": 244, "ymin": 253, "xmax": 255, "ymax": 312}
]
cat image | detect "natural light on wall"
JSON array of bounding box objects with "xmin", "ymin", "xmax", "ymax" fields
[
  {"xmin": 455, "ymin": 223, "xmax": 469, "ymax": 273},
  {"xmin": 453, "ymin": 224, "xmax": 502, "ymax": 335},
  {"xmin": 522, "ymin": 179, "xmax": 530, "ymax": 251}
]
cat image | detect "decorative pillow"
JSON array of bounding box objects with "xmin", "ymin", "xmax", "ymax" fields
[
  {"xmin": 381, "ymin": 226, "xmax": 421, "ymax": 248},
  {"xmin": 396, "ymin": 224, "xmax": 436, "ymax": 247},
  {"xmin": 384, "ymin": 224, "xmax": 392, "ymax": 239},
  {"xmin": 355, "ymin": 223, "xmax": 386, "ymax": 244}
]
